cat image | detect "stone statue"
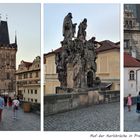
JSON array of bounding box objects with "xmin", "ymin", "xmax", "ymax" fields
[
  {"xmin": 63, "ymin": 13, "xmax": 77, "ymax": 43},
  {"xmin": 73, "ymin": 54, "xmax": 82, "ymax": 88},
  {"xmin": 77, "ymin": 18, "xmax": 87, "ymax": 41},
  {"xmin": 85, "ymin": 37, "xmax": 97, "ymax": 72},
  {"xmin": 56, "ymin": 14, "xmax": 99, "ymax": 90},
  {"xmin": 55, "ymin": 52, "xmax": 67, "ymax": 87}
]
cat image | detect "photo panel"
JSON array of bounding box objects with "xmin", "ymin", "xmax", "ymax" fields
[
  {"xmin": 0, "ymin": 3, "xmax": 41, "ymax": 131},
  {"xmin": 44, "ymin": 3, "xmax": 120, "ymax": 131},
  {"xmin": 124, "ymin": 4, "xmax": 140, "ymax": 132}
]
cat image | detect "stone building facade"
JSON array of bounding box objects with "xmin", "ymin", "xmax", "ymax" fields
[
  {"xmin": 16, "ymin": 56, "xmax": 40, "ymax": 103},
  {"xmin": 124, "ymin": 4, "xmax": 140, "ymax": 97},
  {"xmin": 0, "ymin": 20, "xmax": 17, "ymax": 94},
  {"xmin": 124, "ymin": 5, "xmax": 140, "ymax": 59}
]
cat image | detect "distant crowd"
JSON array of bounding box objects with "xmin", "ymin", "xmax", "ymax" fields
[{"xmin": 0, "ymin": 94, "xmax": 20, "ymax": 122}]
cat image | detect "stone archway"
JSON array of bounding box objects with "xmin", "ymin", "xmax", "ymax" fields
[{"xmin": 87, "ymin": 71, "xmax": 93, "ymax": 87}]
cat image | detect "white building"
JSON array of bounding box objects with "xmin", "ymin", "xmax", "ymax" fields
[
  {"xmin": 124, "ymin": 52, "xmax": 140, "ymax": 97},
  {"xmin": 16, "ymin": 56, "xmax": 41, "ymax": 103}
]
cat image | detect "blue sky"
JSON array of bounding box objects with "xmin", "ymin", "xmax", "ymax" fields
[
  {"xmin": 44, "ymin": 3, "xmax": 120, "ymax": 53},
  {"xmin": 0, "ymin": 3, "xmax": 40, "ymax": 68}
]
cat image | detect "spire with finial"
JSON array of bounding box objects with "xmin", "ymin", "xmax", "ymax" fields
[
  {"xmin": 0, "ymin": 14, "xmax": 1, "ymax": 24},
  {"xmin": 15, "ymin": 31, "xmax": 17, "ymax": 44}
]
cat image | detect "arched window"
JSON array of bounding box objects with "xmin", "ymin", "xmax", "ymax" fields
[{"xmin": 129, "ymin": 70, "xmax": 135, "ymax": 80}]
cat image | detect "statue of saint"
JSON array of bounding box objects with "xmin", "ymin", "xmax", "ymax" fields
[
  {"xmin": 55, "ymin": 52, "xmax": 67, "ymax": 87},
  {"xmin": 77, "ymin": 18, "xmax": 87, "ymax": 41},
  {"xmin": 63, "ymin": 13, "xmax": 77, "ymax": 42},
  {"xmin": 84, "ymin": 37, "xmax": 97, "ymax": 72}
]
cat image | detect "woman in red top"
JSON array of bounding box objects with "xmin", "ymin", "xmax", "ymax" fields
[{"xmin": 8, "ymin": 97, "xmax": 12, "ymax": 108}]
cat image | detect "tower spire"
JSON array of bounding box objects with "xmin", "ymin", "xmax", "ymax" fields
[
  {"xmin": 0, "ymin": 14, "xmax": 1, "ymax": 21},
  {"xmin": 15, "ymin": 31, "xmax": 17, "ymax": 44},
  {"xmin": 0, "ymin": 16, "xmax": 10, "ymax": 44}
]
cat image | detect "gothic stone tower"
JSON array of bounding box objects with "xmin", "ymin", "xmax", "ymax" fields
[{"xmin": 0, "ymin": 20, "xmax": 17, "ymax": 94}]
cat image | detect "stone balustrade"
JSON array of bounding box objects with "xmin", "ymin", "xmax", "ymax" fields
[{"xmin": 44, "ymin": 90, "xmax": 120, "ymax": 116}]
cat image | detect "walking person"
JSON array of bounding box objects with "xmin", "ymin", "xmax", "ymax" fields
[
  {"xmin": 8, "ymin": 97, "xmax": 12, "ymax": 108},
  {"xmin": 127, "ymin": 94, "xmax": 132, "ymax": 112},
  {"xmin": 4, "ymin": 95, "xmax": 8, "ymax": 107},
  {"xmin": 0, "ymin": 94, "xmax": 5, "ymax": 122},
  {"xmin": 12, "ymin": 97, "xmax": 20, "ymax": 119},
  {"xmin": 136, "ymin": 91, "xmax": 140, "ymax": 113}
]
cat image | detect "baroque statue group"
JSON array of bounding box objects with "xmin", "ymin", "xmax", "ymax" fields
[{"xmin": 56, "ymin": 13, "xmax": 100, "ymax": 91}]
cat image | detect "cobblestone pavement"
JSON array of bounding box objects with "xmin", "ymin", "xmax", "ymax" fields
[
  {"xmin": 124, "ymin": 105, "xmax": 140, "ymax": 132},
  {"xmin": 0, "ymin": 107, "xmax": 40, "ymax": 131},
  {"xmin": 44, "ymin": 102, "xmax": 120, "ymax": 131}
]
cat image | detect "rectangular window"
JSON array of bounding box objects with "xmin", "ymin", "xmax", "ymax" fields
[
  {"xmin": 35, "ymin": 99, "xmax": 37, "ymax": 103},
  {"xmin": 31, "ymin": 99, "xmax": 33, "ymax": 102},
  {"xmin": 35, "ymin": 90, "xmax": 37, "ymax": 94},
  {"xmin": 18, "ymin": 74, "xmax": 22, "ymax": 79},
  {"xmin": 29, "ymin": 73, "xmax": 32, "ymax": 78},
  {"xmin": 36, "ymin": 72, "xmax": 39, "ymax": 77},
  {"xmin": 129, "ymin": 21, "xmax": 132, "ymax": 28},
  {"xmin": 124, "ymin": 40, "xmax": 129, "ymax": 49},
  {"xmin": 31, "ymin": 90, "xmax": 33, "ymax": 94},
  {"xmin": 24, "ymin": 73, "xmax": 28, "ymax": 79}
]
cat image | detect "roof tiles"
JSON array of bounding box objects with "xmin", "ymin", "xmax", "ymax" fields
[{"xmin": 124, "ymin": 52, "xmax": 140, "ymax": 67}]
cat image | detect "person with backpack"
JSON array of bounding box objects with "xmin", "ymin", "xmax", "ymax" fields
[{"xmin": 12, "ymin": 97, "xmax": 20, "ymax": 119}]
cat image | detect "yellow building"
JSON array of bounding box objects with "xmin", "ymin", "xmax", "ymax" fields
[
  {"xmin": 44, "ymin": 49, "xmax": 60, "ymax": 95},
  {"xmin": 44, "ymin": 40, "xmax": 120, "ymax": 95},
  {"xmin": 96, "ymin": 40, "xmax": 120, "ymax": 90},
  {"xmin": 16, "ymin": 56, "xmax": 41, "ymax": 103}
]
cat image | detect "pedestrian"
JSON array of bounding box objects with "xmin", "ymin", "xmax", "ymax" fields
[
  {"xmin": 0, "ymin": 94, "xmax": 5, "ymax": 122},
  {"xmin": 12, "ymin": 97, "xmax": 20, "ymax": 119},
  {"xmin": 127, "ymin": 94, "xmax": 132, "ymax": 112},
  {"xmin": 136, "ymin": 91, "xmax": 140, "ymax": 113},
  {"xmin": 8, "ymin": 97, "xmax": 12, "ymax": 108},
  {"xmin": 4, "ymin": 95, "xmax": 8, "ymax": 107}
]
